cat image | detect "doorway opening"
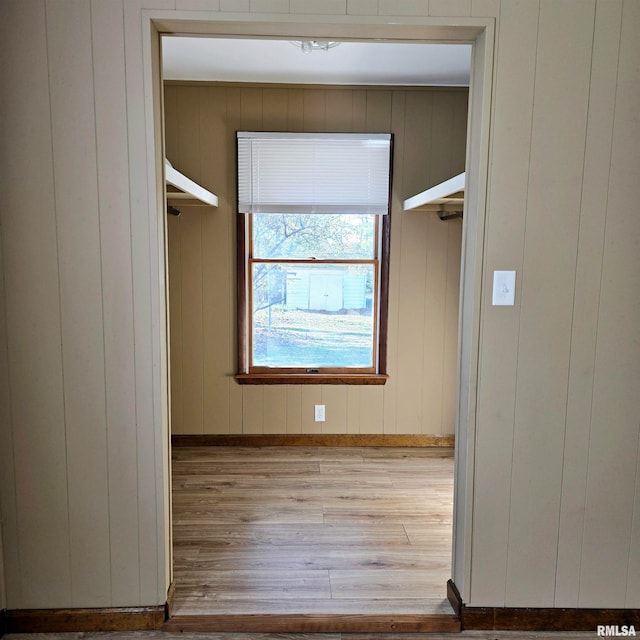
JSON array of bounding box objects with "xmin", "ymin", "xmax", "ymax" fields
[{"xmin": 147, "ymin": 16, "xmax": 493, "ymax": 630}]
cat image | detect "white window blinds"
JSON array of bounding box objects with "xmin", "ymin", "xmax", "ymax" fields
[{"xmin": 237, "ymin": 132, "xmax": 391, "ymax": 215}]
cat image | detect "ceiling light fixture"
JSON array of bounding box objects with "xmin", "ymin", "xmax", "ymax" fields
[{"xmin": 290, "ymin": 40, "xmax": 341, "ymax": 54}]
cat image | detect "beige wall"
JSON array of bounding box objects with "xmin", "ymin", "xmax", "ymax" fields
[
  {"xmin": 0, "ymin": 0, "xmax": 169, "ymax": 609},
  {"xmin": 471, "ymin": 0, "xmax": 640, "ymax": 608},
  {"xmin": 0, "ymin": 0, "xmax": 638, "ymax": 614},
  {"xmin": 165, "ymin": 83, "xmax": 466, "ymax": 436}
]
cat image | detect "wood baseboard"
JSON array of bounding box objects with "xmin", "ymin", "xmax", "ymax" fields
[
  {"xmin": 447, "ymin": 579, "xmax": 640, "ymax": 632},
  {"xmin": 163, "ymin": 612, "xmax": 460, "ymax": 633},
  {"xmin": 447, "ymin": 578, "xmax": 463, "ymax": 616},
  {"xmin": 165, "ymin": 581, "xmax": 176, "ymax": 620},
  {"xmin": 171, "ymin": 433, "xmax": 455, "ymax": 448},
  {"xmin": 6, "ymin": 605, "xmax": 165, "ymax": 633}
]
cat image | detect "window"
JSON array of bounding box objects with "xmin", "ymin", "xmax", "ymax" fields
[{"xmin": 236, "ymin": 132, "xmax": 392, "ymax": 384}]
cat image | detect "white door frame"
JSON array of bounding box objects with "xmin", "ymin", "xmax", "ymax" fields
[{"xmin": 139, "ymin": 10, "xmax": 496, "ymax": 603}]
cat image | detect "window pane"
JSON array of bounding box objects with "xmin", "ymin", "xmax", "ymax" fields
[
  {"xmin": 252, "ymin": 263, "xmax": 375, "ymax": 369},
  {"xmin": 252, "ymin": 213, "xmax": 376, "ymax": 260}
]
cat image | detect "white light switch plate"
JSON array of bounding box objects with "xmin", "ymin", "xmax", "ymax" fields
[{"xmin": 492, "ymin": 270, "xmax": 516, "ymax": 306}]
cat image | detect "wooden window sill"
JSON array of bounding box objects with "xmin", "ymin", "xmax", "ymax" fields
[{"xmin": 235, "ymin": 374, "xmax": 388, "ymax": 385}]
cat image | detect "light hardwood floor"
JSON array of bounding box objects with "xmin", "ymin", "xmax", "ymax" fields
[{"xmin": 171, "ymin": 446, "xmax": 456, "ymax": 617}]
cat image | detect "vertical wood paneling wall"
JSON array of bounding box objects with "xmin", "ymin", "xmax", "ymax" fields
[
  {"xmin": 0, "ymin": 0, "xmax": 638, "ymax": 614},
  {"xmin": 0, "ymin": 0, "xmax": 169, "ymax": 610},
  {"xmin": 471, "ymin": 0, "xmax": 640, "ymax": 609},
  {"xmin": 165, "ymin": 84, "xmax": 467, "ymax": 437}
]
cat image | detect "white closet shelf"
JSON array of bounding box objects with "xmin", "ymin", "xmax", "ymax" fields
[
  {"xmin": 403, "ymin": 172, "xmax": 464, "ymax": 217},
  {"xmin": 165, "ymin": 159, "xmax": 218, "ymax": 208}
]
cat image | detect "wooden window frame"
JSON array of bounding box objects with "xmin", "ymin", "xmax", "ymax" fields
[{"xmin": 236, "ymin": 212, "xmax": 390, "ymax": 385}]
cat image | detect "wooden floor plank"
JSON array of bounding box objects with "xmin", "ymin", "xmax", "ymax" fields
[
  {"xmin": 187, "ymin": 546, "xmax": 450, "ymax": 571},
  {"xmin": 172, "ymin": 523, "xmax": 412, "ymax": 547},
  {"xmin": 170, "ymin": 597, "xmax": 454, "ymax": 616},
  {"xmin": 174, "ymin": 569, "xmax": 332, "ymax": 599},
  {"xmin": 172, "ymin": 461, "xmax": 322, "ymax": 476},
  {"xmin": 329, "ymin": 569, "xmax": 449, "ymax": 599},
  {"xmin": 172, "ymin": 446, "xmax": 366, "ymax": 462},
  {"xmin": 172, "ymin": 507, "xmax": 325, "ymax": 525},
  {"xmin": 173, "ymin": 475, "xmax": 394, "ymax": 490}
]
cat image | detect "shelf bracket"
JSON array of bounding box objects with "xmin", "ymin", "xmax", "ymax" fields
[{"xmin": 165, "ymin": 159, "xmax": 218, "ymax": 208}]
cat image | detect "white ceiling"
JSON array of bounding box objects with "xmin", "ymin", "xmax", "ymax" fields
[{"xmin": 162, "ymin": 37, "xmax": 472, "ymax": 86}]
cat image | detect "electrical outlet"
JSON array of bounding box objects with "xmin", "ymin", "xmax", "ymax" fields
[{"xmin": 314, "ymin": 404, "xmax": 325, "ymax": 422}]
